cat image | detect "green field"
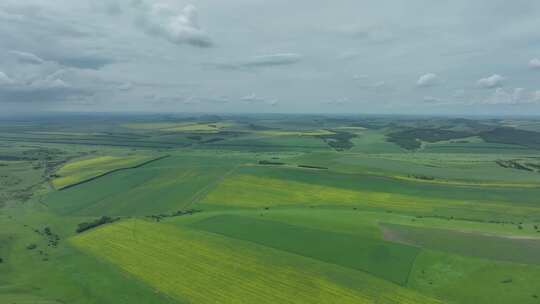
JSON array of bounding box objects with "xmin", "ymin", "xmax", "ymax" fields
[
  {"xmin": 382, "ymin": 223, "xmax": 540, "ymax": 265},
  {"xmin": 52, "ymin": 155, "xmax": 157, "ymax": 190},
  {"xmin": 191, "ymin": 215, "xmax": 420, "ymax": 285},
  {"xmin": 71, "ymin": 219, "xmax": 440, "ymax": 304},
  {"xmin": 2, "ymin": 114, "xmax": 540, "ymax": 303}
]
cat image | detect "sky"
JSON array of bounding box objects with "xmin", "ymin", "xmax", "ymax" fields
[{"xmin": 1, "ymin": 0, "xmax": 540, "ymax": 115}]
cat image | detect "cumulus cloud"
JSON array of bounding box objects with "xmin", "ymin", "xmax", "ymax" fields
[
  {"xmin": 241, "ymin": 93, "xmax": 265, "ymax": 103},
  {"xmin": 477, "ymin": 74, "xmax": 505, "ymax": 88},
  {"xmin": 214, "ymin": 53, "xmax": 303, "ymax": 70},
  {"xmin": 529, "ymin": 58, "xmax": 540, "ymax": 69},
  {"xmin": 267, "ymin": 99, "xmax": 279, "ymax": 106},
  {"xmin": 534, "ymin": 91, "xmax": 540, "ymax": 102},
  {"xmin": 352, "ymin": 74, "xmax": 369, "ymax": 81},
  {"xmin": 136, "ymin": 3, "xmax": 212, "ymax": 48},
  {"xmin": 117, "ymin": 82, "xmax": 133, "ymax": 91},
  {"xmin": 0, "ymin": 69, "xmax": 92, "ymax": 103},
  {"xmin": 484, "ymin": 88, "xmax": 539, "ymax": 105},
  {"xmin": 0, "ymin": 71, "xmax": 15, "ymax": 85},
  {"xmin": 10, "ymin": 50, "xmax": 45, "ymax": 64},
  {"xmin": 416, "ymin": 73, "xmax": 439, "ymax": 87}
]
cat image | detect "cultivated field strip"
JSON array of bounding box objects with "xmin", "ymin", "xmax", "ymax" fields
[
  {"xmin": 201, "ymin": 174, "xmax": 540, "ymax": 219},
  {"xmin": 190, "ymin": 214, "xmax": 420, "ymax": 285},
  {"xmin": 71, "ymin": 220, "xmax": 443, "ymax": 304},
  {"xmin": 382, "ymin": 223, "xmax": 540, "ymax": 265},
  {"xmin": 53, "ymin": 155, "xmax": 163, "ymax": 190},
  {"xmin": 46, "ymin": 155, "xmax": 243, "ymax": 216}
]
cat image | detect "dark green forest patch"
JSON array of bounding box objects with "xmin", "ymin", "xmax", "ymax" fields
[
  {"xmin": 479, "ymin": 127, "xmax": 540, "ymax": 150},
  {"xmin": 386, "ymin": 128, "xmax": 473, "ymax": 150}
]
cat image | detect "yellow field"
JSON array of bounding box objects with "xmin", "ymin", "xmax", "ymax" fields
[
  {"xmin": 201, "ymin": 174, "xmax": 540, "ymax": 217},
  {"xmin": 71, "ymin": 220, "xmax": 442, "ymax": 304},
  {"xmin": 203, "ymin": 174, "xmax": 437, "ymax": 211},
  {"xmin": 52, "ymin": 155, "xmax": 152, "ymax": 189}
]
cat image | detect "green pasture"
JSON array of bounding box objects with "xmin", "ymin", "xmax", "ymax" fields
[
  {"xmin": 45, "ymin": 153, "xmax": 249, "ymax": 216},
  {"xmin": 191, "ymin": 214, "xmax": 419, "ymax": 285},
  {"xmin": 409, "ymin": 250, "xmax": 540, "ymax": 304},
  {"xmin": 381, "ymin": 223, "xmax": 540, "ymax": 265}
]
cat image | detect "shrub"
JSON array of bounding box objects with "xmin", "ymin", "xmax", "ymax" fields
[{"xmin": 76, "ymin": 216, "xmax": 119, "ymax": 233}]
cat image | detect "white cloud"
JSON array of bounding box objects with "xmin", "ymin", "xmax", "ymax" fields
[
  {"xmin": 10, "ymin": 50, "xmax": 45, "ymax": 64},
  {"xmin": 0, "ymin": 79, "xmax": 85, "ymax": 103},
  {"xmin": 533, "ymin": 91, "xmax": 540, "ymax": 102},
  {"xmin": 241, "ymin": 93, "xmax": 263, "ymax": 103},
  {"xmin": 267, "ymin": 99, "xmax": 279, "ymax": 106},
  {"xmin": 372, "ymin": 81, "xmax": 386, "ymax": 88},
  {"xmin": 529, "ymin": 58, "xmax": 540, "ymax": 69},
  {"xmin": 352, "ymin": 74, "xmax": 369, "ymax": 80},
  {"xmin": 0, "ymin": 71, "xmax": 14, "ymax": 85},
  {"xmin": 477, "ymin": 74, "xmax": 505, "ymax": 88},
  {"xmin": 416, "ymin": 73, "xmax": 439, "ymax": 87},
  {"xmin": 484, "ymin": 88, "xmax": 538, "ymax": 105},
  {"xmin": 29, "ymin": 71, "xmax": 70, "ymax": 89},
  {"xmin": 137, "ymin": 4, "xmax": 212, "ymax": 47},
  {"xmin": 118, "ymin": 82, "xmax": 133, "ymax": 91}
]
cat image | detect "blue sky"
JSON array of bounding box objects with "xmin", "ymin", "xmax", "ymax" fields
[{"xmin": 1, "ymin": 0, "xmax": 540, "ymax": 115}]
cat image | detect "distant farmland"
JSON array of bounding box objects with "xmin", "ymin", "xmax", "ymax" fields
[{"xmin": 3, "ymin": 114, "xmax": 540, "ymax": 304}]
